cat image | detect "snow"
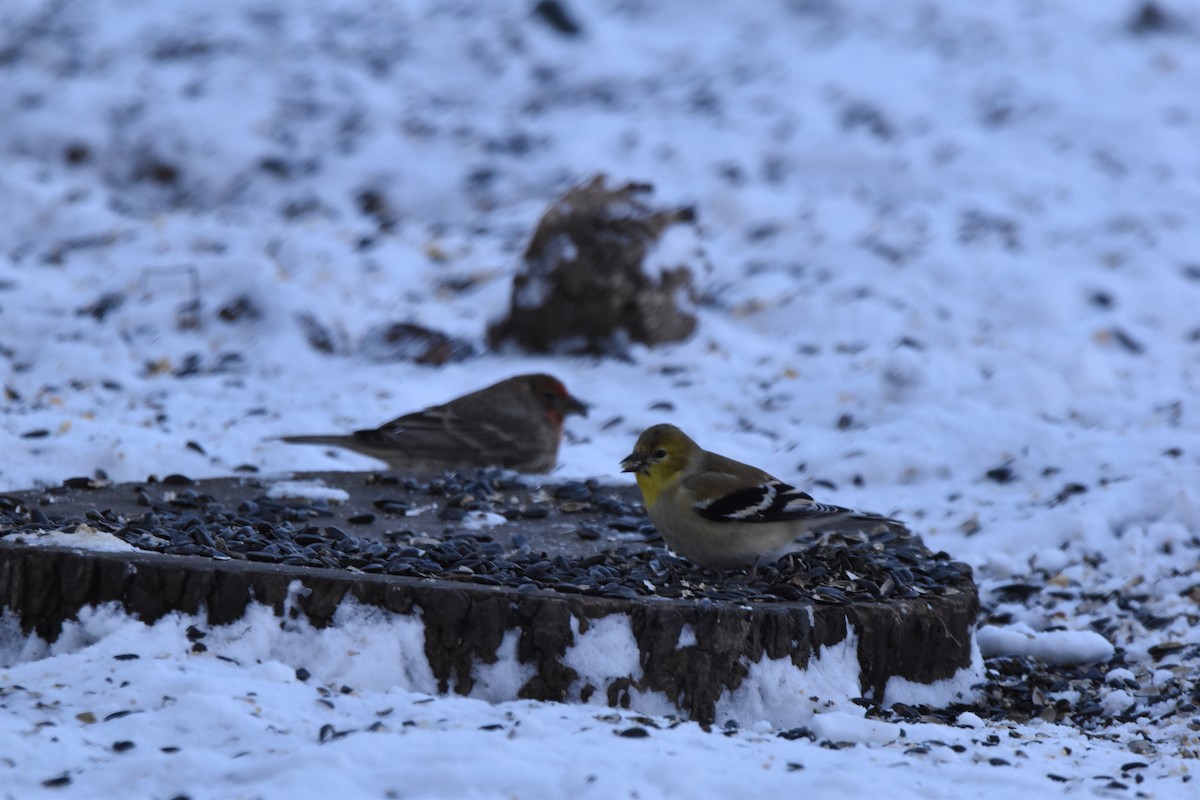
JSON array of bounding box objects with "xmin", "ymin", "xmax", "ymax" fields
[
  {"xmin": 0, "ymin": 602, "xmax": 1179, "ymax": 800},
  {"xmin": 3, "ymin": 0, "xmax": 1200, "ymax": 796},
  {"xmin": 714, "ymin": 632, "xmax": 865, "ymax": 729},
  {"xmin": 459, "ymin": 509, "xmax": 510, "ymax": 530},
  {"xmin": 885, "ymin": 644, "xmax": 986, "ymax": 708},
  {"xmin": 5, "ymin": 524, "xmax": 137, "ymax": 553},
  {"xmin": 976, "ymin": 625, "xmax": 1116, "ymax": 666},
  {"xmin": 264, "ymin": 479, "xmax": 351, "ymax": 504}
]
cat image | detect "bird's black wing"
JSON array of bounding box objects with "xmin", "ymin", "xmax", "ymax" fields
[{"xmin": 690, "ymin": 475, "xmax": 859, "ymax": 524}]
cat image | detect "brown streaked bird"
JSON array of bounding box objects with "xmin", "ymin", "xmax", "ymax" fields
[
  {"xmin": 621, "ymin": 423, "xmax": 905, "ymax": 575},
  {"xmin": 281, "ymin": 373, "xmax": 587, "ymax": 474}
]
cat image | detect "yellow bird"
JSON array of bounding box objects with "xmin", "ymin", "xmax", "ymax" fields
[{"xmin": 621, "ymin": 423, "xmax": 904, "ymax": 574}]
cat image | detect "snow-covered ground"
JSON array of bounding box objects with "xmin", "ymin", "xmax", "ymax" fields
[{"xmin": 2, "ymin": 0, "xmax": 1199, "ymax": 796}]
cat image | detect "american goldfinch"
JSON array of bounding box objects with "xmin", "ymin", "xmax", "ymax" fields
[
  {"xmin": 281, "ymin": 373, "xmax": 587, "ymax": 474},
  {"xmin": 621, "ymin": 423, "xmax": 904, "ymax": 573}
]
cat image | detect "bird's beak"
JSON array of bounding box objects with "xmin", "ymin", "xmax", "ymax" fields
[
  {"xmin": 620, "ymin": 453, "xmax": 644, "ymax": 474},
  {"xmin": 562, "ymin": 394, "xmax": 589, "ymax": 418}
]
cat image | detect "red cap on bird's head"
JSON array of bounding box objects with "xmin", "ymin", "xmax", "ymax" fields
[{"xmin": 522, "ymin": 374, "xmax": 588, "ymax": 425}]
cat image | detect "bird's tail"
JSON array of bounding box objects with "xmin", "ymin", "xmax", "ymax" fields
[
  {"xmin": 277, "ymin": 434, "xmax": 351, "ymax": 447},
  {"xmin": 818, "ymin": 510, "xmax": 908, "ymax": 533}
]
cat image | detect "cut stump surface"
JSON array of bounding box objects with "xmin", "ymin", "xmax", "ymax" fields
[{"xmin": 0, "ymin": 471, "xmax": 979, "ymax": 724}]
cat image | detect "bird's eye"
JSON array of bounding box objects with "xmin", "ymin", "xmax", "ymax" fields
[{"xmin": 653, "ymin": 448, "xmax": 668, "ymax": 460}]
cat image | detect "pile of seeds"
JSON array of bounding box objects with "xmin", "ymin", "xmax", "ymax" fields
[{"xmin": 0, "ymin": 470, "xmax": 974, "ymax": 606}]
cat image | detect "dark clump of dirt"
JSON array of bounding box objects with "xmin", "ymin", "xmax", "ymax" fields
[{"xmin": 488, "ymin": 174, "xmax": 699, "ymax": 355}]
